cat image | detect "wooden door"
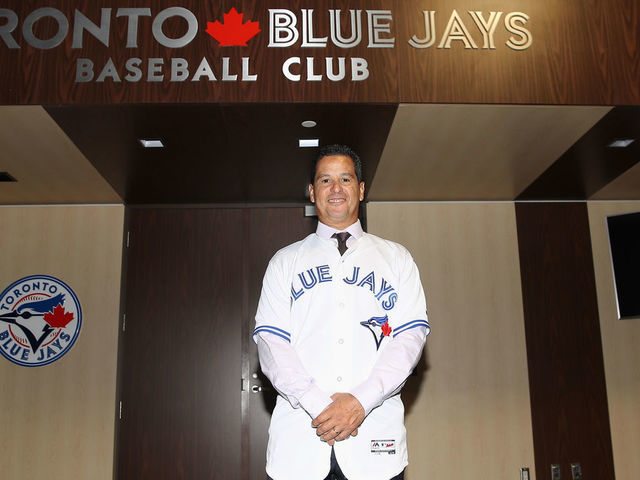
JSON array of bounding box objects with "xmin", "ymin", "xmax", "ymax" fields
[
  {"xmin": 246, "ymin": 208, "xmax": 317, "ymax": 480},
  {"xmin": 116, "ymin": 207, "xmax": 315, "ymax": 480},
  {"xmin": 117, "ymin": 208, "xmax": 245, "ymax": 479}
]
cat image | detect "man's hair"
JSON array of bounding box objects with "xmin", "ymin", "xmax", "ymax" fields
[{"xmin": 310, "ymin": 144, "xmax": 363, "ymax": 184}]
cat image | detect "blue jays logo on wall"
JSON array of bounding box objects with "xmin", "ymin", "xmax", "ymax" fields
[{"xmin": 0, "ymin": 275, "xmax": 82, "ymax": 367}]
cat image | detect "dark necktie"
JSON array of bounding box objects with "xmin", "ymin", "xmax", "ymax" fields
[{"xmin": 332, "ymin": 232, "xmax": 351, "ymax": 256}]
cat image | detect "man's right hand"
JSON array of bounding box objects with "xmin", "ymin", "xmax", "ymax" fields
[{"xmin": 311, "ymin": 393, "xmax": 365, "ymax": 445}]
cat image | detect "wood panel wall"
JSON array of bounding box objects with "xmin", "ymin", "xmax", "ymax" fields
[
  {"xmin": 116, "ymin": 206, "xmax": 317, "ymax": 480},
  {"xmin": 0, "ymin": 205, "xmax": 124, "ymax": 480},
  {"xmin": 117, "ymin": 208, "xmax": 245, "ymax": 480},
  {"xmin": 587, "ymin": 201, "xmax": 640, "ymax": 480},
  {"xmin": 397, "ymin": 0, "xmax": 640, "ymax": 105},
  {"xmin": 515, "ymin": 202, "xmax": 615, "ymax": 480},
  {"xmin": 1, "ymin": 0, "xmax": 639, "ymax": 104},
  {"xmin": 367, "ymin": 202, "xmax": 535, "ymax": 480}
]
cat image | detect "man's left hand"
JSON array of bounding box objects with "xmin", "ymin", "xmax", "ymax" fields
[{"xmin": 312, "ymin": 393, "xmax": 365, "ymax": 445}]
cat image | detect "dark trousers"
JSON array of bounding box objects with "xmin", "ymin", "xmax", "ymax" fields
[{"xmin": 267, "ymin": 447, "xmax": 405, "ymax": 480}]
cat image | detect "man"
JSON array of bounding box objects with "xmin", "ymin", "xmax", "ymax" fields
[{"xmin": 254, "ymin": 145, "xmax": 430, "ymax": 480}]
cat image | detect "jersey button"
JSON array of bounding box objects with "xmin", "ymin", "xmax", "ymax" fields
[
  {"xmin": 337, "ymin": 376, "xmax": 342, "ymax": 382},
  {"xmin": 339, "ymin": 302, "xmax": 345, "ymax": 308},
  {"xmin": 338, "ymin": 338, "xmax": 344, "ymax": 344}
]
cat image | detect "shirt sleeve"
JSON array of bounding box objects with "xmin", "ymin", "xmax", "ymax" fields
[
  {"xmin": 349, "ymin": 326, "xmax": 427, "ymax": 416},
  {"xmin": 256, "ymin": 333, "xmax": 333, "ymax": 419},
  {"xmin": 350, "ymin": 247, "xmax": 430, "ymax": 416},
  {"xmin": 253, "ymin": 253, "xmax": 333, "ymax": 419}
]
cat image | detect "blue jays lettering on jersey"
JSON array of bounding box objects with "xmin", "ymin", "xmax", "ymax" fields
[{"xmin": 290, "ymin": 264, "xmax": 398, "ymax": 311}]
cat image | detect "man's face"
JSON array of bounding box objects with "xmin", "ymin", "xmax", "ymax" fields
[{"xmin": 309, "ymin": 154, "xmax": 365, "ymax": 230}]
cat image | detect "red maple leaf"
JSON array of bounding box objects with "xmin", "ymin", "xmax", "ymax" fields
[
  {"xmin": 43, "ymin": 304, "xmax": 74, "ymax": 328},
  {"xmin": 205, "ymin": 8, "xmax": 261, "ymax": 46},
  {"xmin": 381, "ymin": 321, "xmax": 392, "ymax": 337}
]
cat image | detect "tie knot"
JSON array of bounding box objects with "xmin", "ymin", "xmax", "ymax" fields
[{"xmin": 332, "ymin": 232, "xmax": 351, "ymax": 255}]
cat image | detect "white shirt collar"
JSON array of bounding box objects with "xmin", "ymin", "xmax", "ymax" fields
[{"xmin": 316, "ymin": 219, "xmax": 364, "ymax": 240}]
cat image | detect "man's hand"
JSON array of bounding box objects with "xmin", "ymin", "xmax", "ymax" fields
[{"xmin": 312, "ymin": 393, "xmax": 365, "ymax": 445}]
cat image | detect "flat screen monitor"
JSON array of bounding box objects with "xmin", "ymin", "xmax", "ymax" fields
[{"xmin": 607, "ymin": 211, "xmax": 640, "ymax": 319}]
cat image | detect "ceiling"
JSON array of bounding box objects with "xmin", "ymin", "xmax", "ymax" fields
[{"xmin": 1, "ymin": 103, "xmax": 639, "ymax": 205}]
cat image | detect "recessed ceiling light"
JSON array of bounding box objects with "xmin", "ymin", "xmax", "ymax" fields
[
  {"xmin": 608, "ymin": 139, "xmax": 635, "ymax": 148},
  {"xmin": 299, "ymin": 139, "xmax": 319, "ymax": 148},
  {"xmin": 301, "ymin": 120, "xmax": 317, "ymax": 128},
  {"xmin": 139, "ymin": 139, "xmax": 164, "ymax": 148}
]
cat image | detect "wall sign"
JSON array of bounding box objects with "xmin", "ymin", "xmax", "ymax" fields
[
  {"xmin": 0, "ymin": 275, "xmax": 82, "ymax": 367},
  {"xmin": 0, "ymin": 5, "xmax": 530, "ymax": 85},
  {"xmin": 0, "ymin": 0, "xmax": 637, "ymax": 104}
]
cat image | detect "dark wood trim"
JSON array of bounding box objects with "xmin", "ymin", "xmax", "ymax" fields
[
  {"xmin": 516, "ymin": 202, "xmax": 615, "ymax": 480},
  {"xmin": 45, "ymin": 103, "xmax": 396, "ymax": 205},
  {"xmin": 4, "ymin": 1, "xmax": 640, "ymax": 104}
]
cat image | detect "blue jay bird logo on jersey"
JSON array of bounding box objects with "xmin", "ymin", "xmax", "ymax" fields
[
  {"xmin": 0, "ymin": 275, "xmax": 82, "ymax": 367},
  {"xmin": 360, "ymin": 315, "xmax": 392, "ymax": 350}
]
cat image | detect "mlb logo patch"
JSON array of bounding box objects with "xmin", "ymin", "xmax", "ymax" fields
[
  {"xmin": 370, "ymin": 439, "xmax": 396, "ymax": 455},
  {"xmin": 0, "ymin": 275, "xmax": 82, "ymax": 367}
]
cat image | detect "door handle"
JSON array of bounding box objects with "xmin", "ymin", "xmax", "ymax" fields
[{"xmin": 251, "ymin": 384, "xmax": 272, "ymax": 393}]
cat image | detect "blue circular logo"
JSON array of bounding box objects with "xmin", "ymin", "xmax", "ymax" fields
[{"xmin": 0, "ymin": 275, "xmax": 82, "ymax": 367}]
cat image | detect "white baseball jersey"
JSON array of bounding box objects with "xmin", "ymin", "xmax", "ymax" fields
[{"xmin": 254, "ymin": 225, "xmax": 429, "ymax": 480}]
